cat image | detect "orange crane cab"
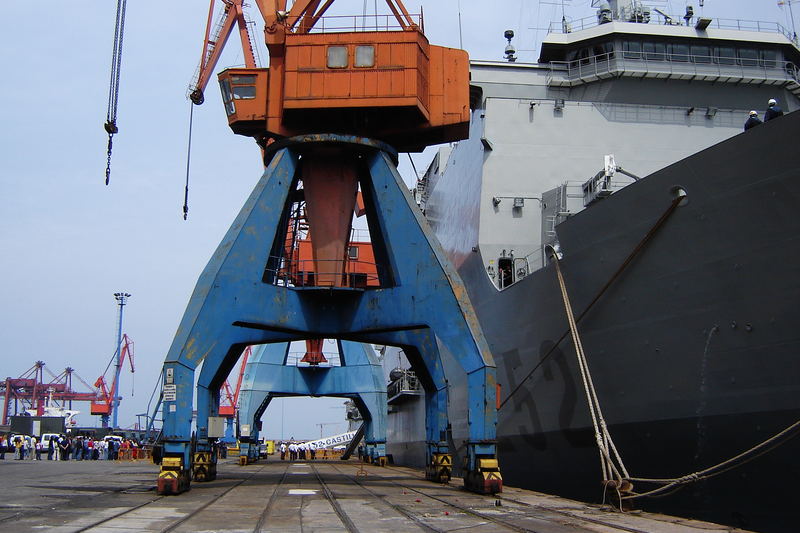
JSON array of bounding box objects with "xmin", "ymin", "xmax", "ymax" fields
[{"xmin": 194, "ymin": 0, "xmax": 470, "ymax": 152}]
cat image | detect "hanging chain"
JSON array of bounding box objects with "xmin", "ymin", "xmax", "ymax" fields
[
  {"xmin": 183, "ymin": 102, "xmax": 195, "ymax": 220},
  {"xmin": 104, "ymin": 0, "xmax": 127, "ymax": 185}
]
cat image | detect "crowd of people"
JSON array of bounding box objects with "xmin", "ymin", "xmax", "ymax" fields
[
  {"xmin": 278, "ymin": 441, "xmax": 319, "ymax": 461},
  {"xmin": 744, "ymin": 98, "xmax": 785, "ymax": 130},
  {"xmin": 0, "ymin": 434, "xmax": 146, "ymax": 461}
]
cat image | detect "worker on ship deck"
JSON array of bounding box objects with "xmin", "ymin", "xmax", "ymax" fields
[
  {"xmin": 744, "ymin": 110, "xmax": 762, "ymax": 131},
  {"xmin": 765, "ymin": 98, "xmax": 784, "ymax": 121}
]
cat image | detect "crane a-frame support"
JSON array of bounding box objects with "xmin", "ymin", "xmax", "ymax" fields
[
  {"xmin": 233, "ymin": 341, "xmax": 387, "ymax": 466},
  {"xmin": 157, "ymin": 135, "xmax": 501, "ymax": 496}
]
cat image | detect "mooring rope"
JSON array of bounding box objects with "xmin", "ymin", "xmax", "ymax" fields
[
  {"xmin": 552, "ymin": 253, "xmax": 630, "ymax": 486},
  {"xmin": 549, "ymin": 239, "xmax": 800, "ymax": 504}
]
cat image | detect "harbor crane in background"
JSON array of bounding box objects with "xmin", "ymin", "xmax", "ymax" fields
[
  {"xmin": 91, "ymin": 333, "xmax": 135, "ymax": 428},
  {"xmin": 218, "ymin": 345, "xmax": 251, "ymax": 440},
  {"xmin": 0, "ymin": 362, "xmax": 98, "ymax": 426}
]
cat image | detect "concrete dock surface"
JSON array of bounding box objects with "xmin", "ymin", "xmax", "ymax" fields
[{"xmin": 0, "ymin": 458, "xmax": 752, "ymax": 532}]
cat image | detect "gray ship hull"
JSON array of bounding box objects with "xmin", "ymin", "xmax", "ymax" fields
[{"xmin": 390, "ymin": 111, "xmax": 800, "ymax": 532}]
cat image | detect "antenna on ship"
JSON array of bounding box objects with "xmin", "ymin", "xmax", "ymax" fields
[
  {"xmin": 779, "ymin": 0, "xmax": 798, "ymax": 44},
  {"xmin": 504, "ymin": 30, "xmax": 517, "ymax": 62}
]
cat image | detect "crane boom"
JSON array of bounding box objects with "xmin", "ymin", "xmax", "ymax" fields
[{"xmin": 190, "ymin": 0, "xmax": 259, "ymax": 105}]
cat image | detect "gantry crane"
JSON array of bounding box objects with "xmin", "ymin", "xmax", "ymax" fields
[
  {"xmin": 1, "ymin": 362, "xmax": 99, "ymax": 425},
  {"xmin": 157, "ymin": 0, "xmax": 501, "ymax": 496}
]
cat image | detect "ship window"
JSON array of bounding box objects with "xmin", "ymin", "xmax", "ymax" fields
[
  {"xmin": 738, "ymin": 48, "xmax": 759, "ymax": 67},
  {"xmin": 760, "ymin": 49, "xmax": 779, "ymax": 68},
  {"xmin": 327, "ymin": 46, "xmax": 348, "ymax": 68},
  {"xmin": 354, "ymin": 45, "xmax": 375, "ymax": 67},
  {"xmin": 622, "ymin": 41, "xmax": 642, "ymax": 59},
  {"xmin": 593, "ymin": 42, "xmax": 612, "ymax": 59},
  {"xmin": 348, "ymin": 246, "xmax": 359, "ymax": 259},
  {"xmin": 578, "ymin": 47, "xmax": 592, "ymax": 65},
  {"xmin": 643, "ymin": 42, "xmax": 666, "ymax": 61},
  {"xmin": 691, "ymin": 45, "xmax": 711, "ymax": 63},
  {"xmin": 670, "ymin": 43, "xmax": 689, "ymax": 62},
  {"xmin": 715, "ymin": 46, "xmax": 736, "ymax": 65}
]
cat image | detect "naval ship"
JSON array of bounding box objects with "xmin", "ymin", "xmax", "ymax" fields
[{"xmin": 384, "ymin": 1, "xmax": 800, "ymax": 531}]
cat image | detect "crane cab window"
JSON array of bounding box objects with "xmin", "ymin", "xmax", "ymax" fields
[
  {"xmin": 355, "ymin": 45, "xmax": 375, "ymax": 67},
  {"xmin": 327, "ymin": 46, "xmax": 349, "ymax": 68},
  {"xmin": 219, "ymin": 79, "xmax": 235, "ymax": 115},
  {"xmin": 219, "ymin": 75, "xmax": 256, "ymax": 116}
]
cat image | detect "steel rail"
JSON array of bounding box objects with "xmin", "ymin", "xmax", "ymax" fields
[
  {"xmin": 308, "ymin": 462, "xmax": 361, "ymax": 533},
  {"xmin": 71, "ymin": 461, "xmax": 268, "ymax": 533},
  {"xmin": 251, "ymin": 462, "xmax": 291, "ymax": 533},
  {"xmin": 381, "ymin": 464, "xmax": 654, "ymax": 533},
  {"xmin": 328, "ymin": 462, "xmax": 532, "ymax": 532}
]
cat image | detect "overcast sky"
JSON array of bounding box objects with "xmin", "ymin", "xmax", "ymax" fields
[{"xmin": 0, "ymin": 0, "xmax": 792, "ymax": 439}]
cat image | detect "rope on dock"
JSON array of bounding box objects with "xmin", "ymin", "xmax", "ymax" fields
[{"xmin": 623, "ymin": 417, "xmax": 800, "ymax": 500}]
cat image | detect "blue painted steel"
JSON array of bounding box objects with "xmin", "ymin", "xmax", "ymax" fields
[
  {"xmin": 158, "ymin": 135, "xmax": 498, "ymax": 492},
  {"xmin": 237, "ymin": 341, "xmax": 386, "ymax": 458},
  {"xmin": 111, "ymin": 294, "xmax": 128, "ymax": 429}
]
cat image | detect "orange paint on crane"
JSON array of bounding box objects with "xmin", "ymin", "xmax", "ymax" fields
[{"xmin": 216, "ymin": 3, "xmax": 470, "ymax": 152}]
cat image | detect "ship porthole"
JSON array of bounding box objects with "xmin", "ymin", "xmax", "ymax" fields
[{"xmin": 670, "ymin": 185, "xmax": 688, "ymax": 206}]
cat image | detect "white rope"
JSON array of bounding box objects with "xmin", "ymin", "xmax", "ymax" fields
[
  {"xmin": 551, "ymin": 249, "xmax": 800, "ymax": 503},
  {"xmin": 552, "ymin": 254, "xmax": 629, "ymax": 485}
]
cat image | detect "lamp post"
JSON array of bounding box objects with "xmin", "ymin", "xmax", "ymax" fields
[{"xmin": 112, "ymin": 292, "xmax": 131, "ymax": 429}]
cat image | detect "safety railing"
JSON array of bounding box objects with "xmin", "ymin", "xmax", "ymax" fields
[
  {"xmin": 349, "ymin": 228, "xmax": 371, "ymax": 242},
  {"xmin": 547, "ymin": 50, "xmax": 800, "ymax": 89},
  {"xmin": 267, "ymin": 256, "xmax": 383, "ymax": 288},
  {"xmin": 547, "ymin": 15, "xmax": 796, "ymax": 43},
  {"xmin": 285, "ymin": 350, "xmax": 342, "ymax": 368},
  {"xmin": 294, "ymin": 13, "xmax": 423, "ymax": 34}
]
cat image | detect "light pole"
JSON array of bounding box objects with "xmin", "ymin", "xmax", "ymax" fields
[{"xmin": 112, "ymin": 292, "xmax": 131, "ymax": 429}]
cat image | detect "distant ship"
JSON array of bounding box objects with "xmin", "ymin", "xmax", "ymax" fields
[
  {"xmin": 25, "ymin": 389, "xmax": 80, "ymax": 427},
  {"xmin": 385, "ymin": 2, "xmax": 800, "ymax": 532}
]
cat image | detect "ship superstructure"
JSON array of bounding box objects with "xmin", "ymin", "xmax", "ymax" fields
[{"xmin": 419, "ymin": 1, "xmax": 799, "ymax": 288}]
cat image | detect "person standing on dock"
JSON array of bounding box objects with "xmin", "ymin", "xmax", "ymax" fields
[
  {"xmin": 280, "ymin": 442, "xmax": 287, "ymax": 460},
  {"xmin": 765, "ymin": 98, "xmax": 784, "ymax": 121}
]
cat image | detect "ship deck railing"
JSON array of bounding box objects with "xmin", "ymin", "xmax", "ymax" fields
[
  {"xmin": 548, "ymin": 15, "xmax": 797, "ymax": 43},
  {"xmin": 546, "ymin": 51, "xmax": 800, "ymax": 95}
]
